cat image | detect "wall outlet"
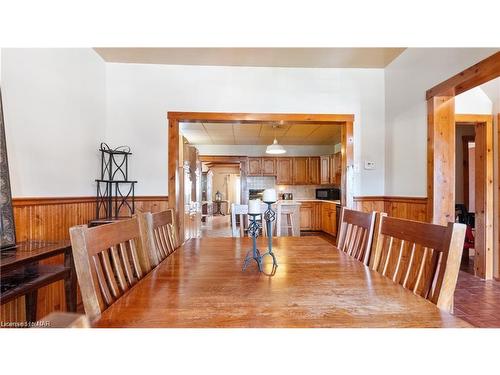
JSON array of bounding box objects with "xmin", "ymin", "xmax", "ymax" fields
[{"xmin": 364, "ymin": 161, "xmax": 375, "ymax": 170}]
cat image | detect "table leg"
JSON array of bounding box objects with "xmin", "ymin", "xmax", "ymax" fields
[
  {"xmin": 25, "ymin": 291, "xmax": 37, "ymax": 322},
  {"xmin": 64, "ymin": 250, "xmax": 77, "ymax": 312}
]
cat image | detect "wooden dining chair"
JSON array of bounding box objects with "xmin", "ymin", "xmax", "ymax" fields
[
  {"xmin": 138, "ymin": 209, "xmax": 180, "ymax": 267},
  {"xmin": 231, "ymin": 203, "xmax": 248, "ymax": 237},
  {"xmin": 371, "ymin": 216, "xmax": 466, "ymax": 312},
  {"xmin": 69, "ymin": 217, "xmax": 151, "ymax": 321},
  {"xmin": 336, "ymin": 207, "xmax": 376, "ymax": 265}
]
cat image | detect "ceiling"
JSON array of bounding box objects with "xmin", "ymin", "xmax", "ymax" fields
[
  {"xmin": 180, "ymin": 122, "xmax": 342, "ymax": 145},
  {"xmin": 94, "ymin": 48, "xmax": 405, "ymax": 68}
]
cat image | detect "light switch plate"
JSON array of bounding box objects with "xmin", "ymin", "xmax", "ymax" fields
[{"xmin": 364, "ymin": 161, "xmax": 375, "ymax": 170}]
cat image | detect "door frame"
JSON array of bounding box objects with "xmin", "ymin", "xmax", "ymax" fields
[
  {"xmin": 455, "ymin": 115, "xmax": 493, "ymax": 278},
  {"xmin": 167, "ymin": 112, "xmax": 355, "ymax": 242},
  {"xmin": 461, "ymin": 134, "xmax": 475, "ymax": 210},
  {"xmin": 427, "ymin": 51, "xmax": 500, "ymax": 279}
]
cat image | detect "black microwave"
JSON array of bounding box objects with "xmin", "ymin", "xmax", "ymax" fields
[{"xmin": 316, "ymin": 187, "xmax": 340, "ymax": 201}]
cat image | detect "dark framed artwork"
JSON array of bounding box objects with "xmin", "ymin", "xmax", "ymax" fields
[{"xmin": 0, "ymin": 87, "xmax": 16, "ymax": 249}]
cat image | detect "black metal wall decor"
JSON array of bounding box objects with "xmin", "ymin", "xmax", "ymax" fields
[
  {"xmin": 0, "ymin": 88, "xmax": 16, "ymax": 249},
  {"xmin": 95, "ymin": 143, "xmax": 136, "ymax": 220}
]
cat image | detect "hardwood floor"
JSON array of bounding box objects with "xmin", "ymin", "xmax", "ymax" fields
[{"xmin": 201, "ymin": 215, "xmax": 234, "ymax": 237}]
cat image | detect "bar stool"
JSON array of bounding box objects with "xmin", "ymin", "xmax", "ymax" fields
[{"xmin": 276, "ymin": 204, "xmax": 298, "ymax": 237}]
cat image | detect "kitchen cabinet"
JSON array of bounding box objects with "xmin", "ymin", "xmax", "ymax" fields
[
  {"xmin": 321, "ymin": 202, "xmax": 337, "ymax": 236},
  {"xmin": 276, "ymin": 157, "xmax": 293, "ymax": 184},
  {"xmin": 320, "ymin": 155, "xmax": 330, "ymax": 184},
  {"xmin": 248, "ymin": 157, "xmax": 262, "ymax": 176},
  {"xmin": 333, "ymin": 152, "xmax": 342, "ymax": 184},
  {"xmin": 308, "ymin": 157, "xmax": 320, "ymax": 185},
  {"xmin": 329, "ymin": 152, "xmax": 342, "ymax": 185},
  {"xmin": 292, "ymin": 157, "xmax": 309, "ymax": 185},
  {"xmin": 246, "ymin": 155, "xmax": 340, "ymax": 186},
  {"xmin": 262, "ymin": 157, "xmax": 276, "ymax": 176},
  {"xmin": 299, "ymin": 202, "xmax": 321, "ymax": 231},
  {"xmin": 329, "ymin": 154, "xmax": 336, "ymax": 184}
]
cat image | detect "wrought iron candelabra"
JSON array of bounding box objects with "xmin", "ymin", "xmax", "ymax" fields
[{"xmin": 242, "ymin": 201, "xmax": 278, "ymax": 275}]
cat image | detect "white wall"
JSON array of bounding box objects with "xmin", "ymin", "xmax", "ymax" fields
[
  {"xmin": 2, "ymin": 48, "xmax": 106, "ymax": 197},
  {"xmin": 384, "ymin": 48, "xmax": 499, "ymax": 196},
  {"xmin": 455, "ymin": 87, "xmax": 493, "ymax": 114},
  {"xmin": 105, "ymin": 63, "xmax": 386, "ymax": 196},
  {"xmin": 195, "ymin": 144, "xmax": 337, "ymax": 156}
]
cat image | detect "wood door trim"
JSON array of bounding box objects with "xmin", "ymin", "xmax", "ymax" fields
[
  {"xmin": 426, "ymin": 52, "xmax": 499, "ymax": 280},
  {"xmin": 426, "ymin": 52, "xmax": 500, "ymax": 100},
  {"xmin": 169, "ymin": 112, "xmax": 355, "ymax": 243},
  {"xmin": 168, "ymin": 111, "xmax": 354, "ymax": 123},
  {"xmin": 461, "ymin": 135, "xmax": 475, "ymax": 210}
]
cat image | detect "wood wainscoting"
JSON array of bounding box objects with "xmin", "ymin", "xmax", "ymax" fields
[
  {"xmin": 354, "ymin": 196, "xmax": 428, "ymax": 221},
  {"xmin": 1, "ymin": 196, "xmax": 168, "ymax": 323}
]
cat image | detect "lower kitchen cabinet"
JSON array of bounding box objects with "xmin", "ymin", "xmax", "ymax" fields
[
  {"xmin": 299, "ymin": 202, "xmax": 321, "ymax": 231},
  {"xmin": 321, "ymin": 202, "xmax": 337, "ymax": 236}
]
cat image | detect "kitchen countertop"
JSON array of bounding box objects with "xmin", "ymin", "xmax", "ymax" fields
[{"xmin": 294, "ymin": 199, "xmax": 341, "ymax": 205}]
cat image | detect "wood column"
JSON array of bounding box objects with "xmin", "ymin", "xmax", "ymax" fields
[
  {"xmin": 167, "ymin": 117, "xmax": 182, "ymax": 242},
  {"xmin": 342, "ymin": 121, "xmax": 354, "ymax": 208},
  {"xmin": 475, "ymin": 120, "xmax": 493, "ymax": 279},
  {"xmin": 427, "ymin": 95, "xmax": 455, "ymax": 225}
]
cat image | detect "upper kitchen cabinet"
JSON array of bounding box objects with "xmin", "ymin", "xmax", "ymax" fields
[
  {"xmin": 308, "ymin": 157, "xmax": 320, "ymax": 185},
  {"xmin": 333, "ymin": 152, "xmax": 342, "ymax": 185},
  {"xmin": 248, "ymin": 157, "xmax": 262, "ymax": 176},
  {"xmin": 292, "ymin": 157, "xmax": 309, "ymax": 185},
  {"xmin": 329, "ymin": 152, "xmax": 342, "ymax": 185},
  {"xmin": 276, "ymin": 157, "xmax": 293, "ymax": 184},
  {"xmin": 262, "ymin": 157, "xmax": 276, "ymax": 176},
  {"xmin": 320, "ymin": 155, "xmax": 330, "ymax": 184}
]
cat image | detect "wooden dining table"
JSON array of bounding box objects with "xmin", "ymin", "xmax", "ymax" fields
[{"xmin": 93, "ymin": 236, "xmax": 470, "ymax": 328}]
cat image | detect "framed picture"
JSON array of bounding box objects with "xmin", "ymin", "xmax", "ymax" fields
[{"xmin": 0, "ymin": 87, "xmax": 16, "ymax": 249}]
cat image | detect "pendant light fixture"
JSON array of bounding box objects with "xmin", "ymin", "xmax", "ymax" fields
[{"xmin": 266, "ymin": 124, "xmax": 287, "ymax": 154}]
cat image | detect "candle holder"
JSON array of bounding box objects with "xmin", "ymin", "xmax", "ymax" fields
[
  {"xmin": 261, "ymin": 201, "xmax": 278, "ymax": 275},
  {"xmin": 242, "ymin": 213, "xmax": 263, "ymax": 272},
  {"xmin": 242, "ymin": 202, "xmax": 278, "ymax": 275}
]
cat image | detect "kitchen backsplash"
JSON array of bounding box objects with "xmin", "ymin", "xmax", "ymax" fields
[
  {"xmin": 246, "ymin": 176, "xmax": 336, "ymax": 199},
  {"xmin": 277, "ymin": 185, "xmax": 335, "ymax": 199},
  {"xmin": 247, "ymin": 176, "xmax": 276, "ymax": 190}
]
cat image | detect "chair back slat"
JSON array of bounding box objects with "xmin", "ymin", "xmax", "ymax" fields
[
  {"xmin": 119, "ymin": 241, "xmax": 137, "ymax": 285},
  {"xmin": 70, "ymin": 217, "xmax": 150, "ymax": 321},
  {"xmin": 137, "ymin": 210, "xmax": 180, "ymax": 267},
  {"xmin": 110, "ymin": 245, "xmax": 128, "ymax": 291},
  {"xmin": 336, "ymin": 207, "xmax": 376, "ymax": 265},
  {"xmin": 92, "ymin": 252, "xmax": 115, "ymax": 306},
  {"xmin": 372, "ymin": 215, "xmax": 466, "ymax": 312},
  {"xmin": 100, "ymin": 249, "xmax": 120, "ymax": 298}
]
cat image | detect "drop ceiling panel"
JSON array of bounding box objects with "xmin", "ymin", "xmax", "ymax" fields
[
  {"xmin": 233, "ymin": 124, "xmax": 261, "ymax": 136},
  {"xmin": 284, "ymin": 124, "xmax": 319, "ymax": 137},
  {"xmin": 180, "ymin": 122, "xmax": 342, "ymax": 145},
  {"xmin": 259, "ymin": 125, "xmax": 290, "ymax": 137}
]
